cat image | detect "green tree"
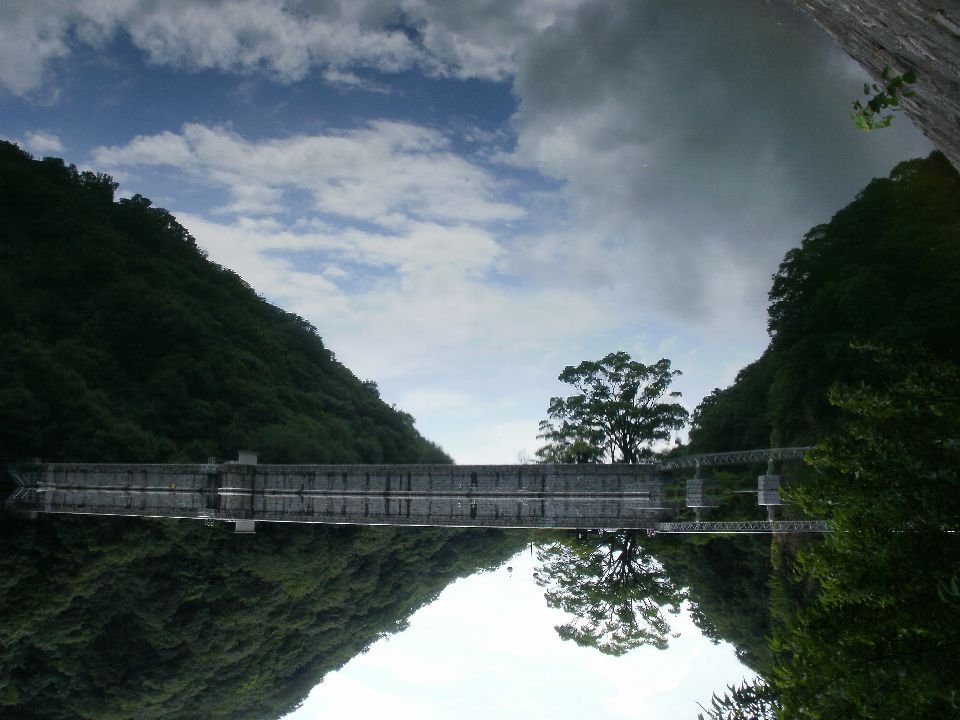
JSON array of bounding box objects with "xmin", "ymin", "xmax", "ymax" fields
[
  {"xmin": 768, "ymin": 347, "xmax": 960, "ymax": 719},
  {"xmin": 535, "ymin": 531, "xmax": 685, "ymax": 655},
  {"xmin": 536, "ymin": 352, "xmax": 688, "ymax": 464},
  {"xmin": 533, "ymin": 419, "xmax": 603, "ymax": 464},
  {"xmin": 688, "ymin": 352, "xmax": 776, "ymax": 453},
  {"xmin": 696, "ymin": 677, "xmax": 779, "ymax": 720}
]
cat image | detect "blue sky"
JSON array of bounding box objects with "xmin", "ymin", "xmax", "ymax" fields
[{"xmin": 1, "ymin": 0, "xmax": 935, "ymax": 463}]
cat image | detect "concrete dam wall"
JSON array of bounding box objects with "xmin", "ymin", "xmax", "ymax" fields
[
  {"xmin": 8, "ymin": 462, "xmax": 672, "ymax": 530},
  {"xmin": 19, "ymin": 462, "xmax": 661, "ymax": 495}
]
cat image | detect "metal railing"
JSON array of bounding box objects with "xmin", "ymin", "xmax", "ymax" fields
[
  {"xmin": 655, "ymin": 519, "xmax": 831, "ymax": 533},
  {"xmin": 655, "ymin": 447, "xmax": 814, "ymax": 471}
]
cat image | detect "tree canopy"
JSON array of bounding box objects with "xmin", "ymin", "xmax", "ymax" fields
[
  {"xmin": 0, "ymin": 141, "xmax": 448, "ymax": 465},
  {"xmin": 0, "ymin": 514, "xmax": 525, "ymax": 720},
  {"xmin": 535, "ymin": 352, "xmax": 688, "ymax": 463},
  {"xmin": 535, "ymin": 530, "xmax": 685, "ymax": 655},
  {"xmin": 690, "ymin": 151, "xmax": 960, "ymax": 450},
  {"xmin": 685, "ymin": 151, "xmax": 960, "ymax": 717}
]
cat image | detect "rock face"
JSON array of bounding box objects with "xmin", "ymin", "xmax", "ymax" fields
[{"xmin": 793, "ymin": 0, "xmax": 960, "ymax": 169}]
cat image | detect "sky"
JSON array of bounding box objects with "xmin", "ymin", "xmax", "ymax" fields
[
  {"xmin": 0, "ymin": 0, "xmax": 935, "ymax": 463},
  {"xmin": 282, "ymin": 546, "xmax": 756, "ymax": 720}
]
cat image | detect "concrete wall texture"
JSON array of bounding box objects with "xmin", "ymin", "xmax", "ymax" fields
[
  {"xmin": 22, "ymin": 463, "xmax": 662, "ymax": 496},
  {"xmin": 794, "ymin": 0, "xmax": 960, "ymax": 170},
  {"xmin": 10, "ymin": 462, "xmax": 671, "ymax": 530}
]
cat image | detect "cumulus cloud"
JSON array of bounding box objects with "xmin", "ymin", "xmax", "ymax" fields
[
  {"xmin": 21, "ymin": 131, "xmax": 65, "ymax": 155},
  {"xmin": 92, "ymin": 122, "xmax": 524, "ymax": 225},
  {"xmin": 506, "ymin": 0, "xmax": 935, "ymax": 333},
  {"xmin": 175, "ymin": 208, "xmax": 614, "ymax": 461},
  {"xmin": 0, "ymin": 0, "xmax": 586, "ymax": 97}
]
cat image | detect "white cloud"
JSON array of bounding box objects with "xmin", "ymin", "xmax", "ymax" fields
[
  {"xmin": 0, "ymin": 2, "xmax": 71, "ymax": 97},
  {"xmin": 92, "ymin": 122, "xmax": 524, "ymax": 226},
  {"xmin": 21, "ymin": 130, "xmax": 65, "ymax": 155},
  {"xmin": 321, "ymin": 68, "xmax": 391, "ymax": 94},
  {"xmin": 0, "ymin": 0, "xmax": 589, "ymax": 97}
]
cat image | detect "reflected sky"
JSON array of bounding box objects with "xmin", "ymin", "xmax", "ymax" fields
[{"xmin": 286, "ymin": 546, "xmax": 753, "ymax": 720}]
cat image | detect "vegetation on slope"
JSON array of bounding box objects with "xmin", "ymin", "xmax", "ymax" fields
[
  {"xmin": 0, "ymin": 515, "xmax": 525, "ymax": 719},
  {"xmin": 688, "ymin": 153, "xmax": 960, "ymax": 718},
  {"xmin": 0, "ymin": 141, "xmax": 448, "ymax": 465},
  {"xmin": 690, "ymin": 151, "xmax": 960, "ymax": 449}
]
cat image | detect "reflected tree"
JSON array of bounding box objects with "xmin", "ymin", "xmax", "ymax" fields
[{"xmin": 535, "ymin": 530, "xmax": 685, "ymax": 655}]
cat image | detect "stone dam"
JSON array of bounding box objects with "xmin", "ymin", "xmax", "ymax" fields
[{"xmin": 7, "ymin": 461, "xmax": 673, "ymax": 531}]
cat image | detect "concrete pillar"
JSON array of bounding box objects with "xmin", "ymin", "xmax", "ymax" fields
[{"xmin": 758, "ymin": 473, "xmax": 781, "ymax": 507}]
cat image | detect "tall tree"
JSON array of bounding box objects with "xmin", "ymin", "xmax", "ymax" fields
[{"xmin": 536, "ymin": 352, "xmax": 688, "ymax": 463}]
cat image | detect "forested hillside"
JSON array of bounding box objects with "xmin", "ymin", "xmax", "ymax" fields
[
  {"xmin": 0, "ymin": 141, "xmax": 448, "ymax": 465},
  {"xmin": 0, "ymin": 515, "xmax": 525, "ymax": 719},
  {"xmin": 687, "ymin": 152, "xmax": 960, "ymax": 718},
  {"xmin": 690, "ymin": 151, "xmax": 960, "ymax": 449}
]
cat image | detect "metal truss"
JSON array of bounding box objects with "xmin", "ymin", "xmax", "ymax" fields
[
  {"xmin": 655, "ymin": 447, "xmax": 814, "ymax": 471},
  {"xmin": 654, "ymin": 519, "xmax": 831, "ymax": 533}
]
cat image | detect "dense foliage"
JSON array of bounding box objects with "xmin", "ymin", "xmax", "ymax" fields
[
  {"xmin": 0, "ymin": 141, "xmax": 448, "ymax": 465},
  {"xmin": 0, "ymin": 514, "xmax": 525, "ymax": 719},
  {"xmin": 534, "ymin": 528, "xmax": 776, "ymax": 674},
  {"xmin": 690, "ymin": 151, "xmax": 960, "ymax": 449},
  {"xmin": 535, "ymin": 531, "xmax": 684, "ymax": 655},
  {"xmin": 686, "ymin": 152, "xmax": 960, "ymax": 717},
  {"xmin": 535, "ymin": 352, "xmax": 688, "ymax": 463},
  {"xmin": 769, "ymin": 348, "xmax": 960, "ymax": 719}
]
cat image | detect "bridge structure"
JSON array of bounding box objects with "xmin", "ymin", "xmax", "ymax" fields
[{"xmin": 4, "ymin": 448, "xmax": 826, "ymax": 534}]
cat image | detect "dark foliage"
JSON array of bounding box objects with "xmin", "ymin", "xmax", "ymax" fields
[
  {"xmin": 769, "ymin": 348, "xmax": 960, "ymax": 719},
  {"xmin": 0, "ymin": 141, "xmax": 450, "ymax": 465},
  {"xmin": 691, "ymin": 151, "xmax": 960, "ymax": 450},
  {"xmin": 535, "ymin": 530, "xmax": 685, "ymax": 655},
  {"xmin": 651, "ymin": 534, "xmax": 775, "ymax": 674},
  {"xmin": 767, "ymin": 151, "xmax": 960, "ymax": 443},
  {"xmin": 687, "ymin": 352, "xmax": 776, "ymax": 454},
  {"xmin": 0, "ymin": 513, "xmax": 524, "ymax": 719},
  {"xmin": 688, "ymin": 153, "xmax": 960, "ymax": 717}
]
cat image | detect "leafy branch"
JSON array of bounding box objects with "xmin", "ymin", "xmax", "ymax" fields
[{"xmin": 851, "ymin": 65, "xmax": 916, "ymax": 131}]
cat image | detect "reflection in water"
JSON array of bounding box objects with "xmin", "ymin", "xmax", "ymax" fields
[
  {"xmin": 3, "ymin": 441, "xmax": 957, "ymax": 719},
  {"xmin": 0, "ymin": 513, "xmax": 525, "ymax": 720},
  {"xmin": 284, "ymin": 548, "xmax": 754, "ymax": 720},
  {"xmin": 536, "ymin": 531, "xmax": 684, "ymax": 654},
  {"xmin": 0, "ymin": 507, "xmax": 762, "ymax": 720}
]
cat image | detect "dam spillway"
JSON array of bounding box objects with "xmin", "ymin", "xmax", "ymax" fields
[{"xmin": 6, "ymin": 461, "xmax": 672, "ymax": 531}]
